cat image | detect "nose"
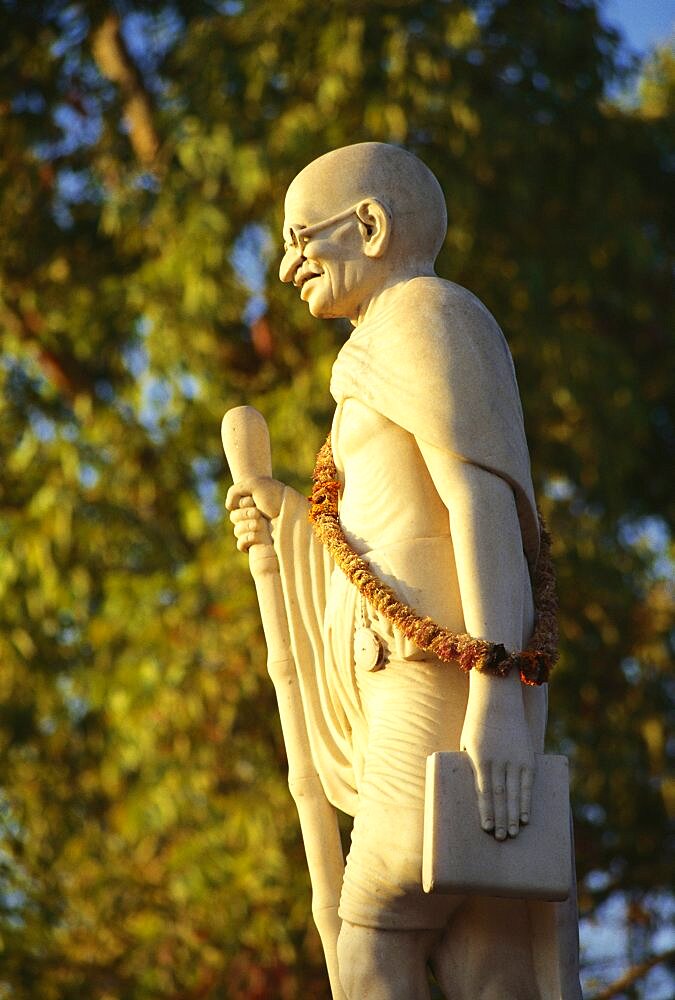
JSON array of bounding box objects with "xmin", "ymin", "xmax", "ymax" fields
[{"xmin": 279, "ymin": 245, "xmax": 304, "ymax": 283}]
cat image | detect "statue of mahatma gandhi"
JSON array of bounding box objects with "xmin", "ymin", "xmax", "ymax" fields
[{"xmin": 225, "ymin": 142, "xmax": 581, "ymax": 1000}]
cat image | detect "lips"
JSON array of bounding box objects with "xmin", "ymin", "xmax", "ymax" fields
[{"xmin": 295, "ymin": 268, "xmax": 322, "ymax": 290}]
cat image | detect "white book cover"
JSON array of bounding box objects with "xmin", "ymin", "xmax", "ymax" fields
[{"xmin": 423, "ymin": 752, "xmax": 572, "ymax": 901}]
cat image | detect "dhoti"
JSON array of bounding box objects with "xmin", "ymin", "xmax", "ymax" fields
[
  {"xmin": 324, "ymin": 553, "xmax": 469, "ymax": 928},
  {"xmin": 275, "ymin": 490, "xmax": 467, "ymax": 926}
]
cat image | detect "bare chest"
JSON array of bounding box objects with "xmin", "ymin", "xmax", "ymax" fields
[{"xmin": 331, "ymin": 397, "xmax": 449, "ymax": 549}]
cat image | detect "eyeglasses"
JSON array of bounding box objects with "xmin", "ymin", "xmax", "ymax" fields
[{"xmin": 283, "ymin": 203, "xmax": 361, "ymax": 255}]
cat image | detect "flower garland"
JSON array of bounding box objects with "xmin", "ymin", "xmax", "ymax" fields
[{"xmin": 309, "ymin": 434, "xmax": 558, "ymax": 686}]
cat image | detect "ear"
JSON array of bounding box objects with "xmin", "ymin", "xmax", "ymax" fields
[{"xmin": 355, "ymin": 199, "xmax": 391, "ymax": 258}]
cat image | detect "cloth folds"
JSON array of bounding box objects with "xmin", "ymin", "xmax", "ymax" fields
[{"xmin": 330, "ymin": 277, "xmax": 540, "ymax": 569}]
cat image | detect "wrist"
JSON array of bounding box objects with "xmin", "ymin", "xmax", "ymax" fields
[{"xmin": 467, "ymin": 668, "xmax": 525, "ymax": 712}]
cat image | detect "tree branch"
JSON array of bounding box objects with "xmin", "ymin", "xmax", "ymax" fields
[
  {"xmin": 92, "ymin": 13, "xmax": 160, "ymax": 167},
  {"xmin": 588, "ymin": 947, "xmax": 675, "ymax": 1000}
]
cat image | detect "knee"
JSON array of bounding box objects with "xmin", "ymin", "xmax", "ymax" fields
[
  {"xmin": 476, "ymin": 977, "xmax": 539, "ymax": 1000},
  {"xmin": 337, "ymin": 922, "xmax": 381, "ymax": 997},
  {"xmin": 464, "ymin": 961, "xmax": 539, "ymax": 1000},
  {"xmin": 337, "ymin": 921, "xmax": 438, "ymax": 999}
]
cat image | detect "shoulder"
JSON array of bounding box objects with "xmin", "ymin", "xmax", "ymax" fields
[
  {"xmin": 390, "ymin": 277, "xmax": 514, "ymax": 373},
  {"xmin": 398, "ymin": 275, "xmax": 482, "ymax": 308},
  {"xmin": 396, "ymin": 276, "xmax": 500, "ymax": 331}
]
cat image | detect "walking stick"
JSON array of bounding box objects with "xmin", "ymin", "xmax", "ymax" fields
[{"xmin": 222, "ymin": 406, "xmax": 347, "ymax": 1000}]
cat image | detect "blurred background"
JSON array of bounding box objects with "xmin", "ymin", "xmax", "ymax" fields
[{"xmin": 0, "ymin": 1, "xmax": 673, "ymax": 997}]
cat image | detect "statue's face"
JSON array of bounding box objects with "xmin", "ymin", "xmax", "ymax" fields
[{"xmin": 279, "ymin": 181, "xmax": 374, "ymax": 321}]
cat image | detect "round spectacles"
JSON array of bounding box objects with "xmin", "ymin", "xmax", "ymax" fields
[{"xmin": 283, "ymin": 202, "xmax": 361, "ymax": 255}]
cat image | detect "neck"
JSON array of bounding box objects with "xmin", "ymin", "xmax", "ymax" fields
[{"xmin": 352, "ymin": 264, "xmax": 436, "ymax": 326}]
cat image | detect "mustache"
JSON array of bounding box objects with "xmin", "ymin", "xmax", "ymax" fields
[{"xmin": 293, "ymin": 263, "xmax": 323, "ymax": 288}]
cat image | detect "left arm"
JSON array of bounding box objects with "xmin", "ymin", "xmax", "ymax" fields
[{"xmin": 419, "ymin": 440, "xmax": 535, "ymax": 840}]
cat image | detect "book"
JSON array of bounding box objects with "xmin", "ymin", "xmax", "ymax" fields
[{"xmin": 422, "ymin": 752, "xmax": 572, "ymax": 901}]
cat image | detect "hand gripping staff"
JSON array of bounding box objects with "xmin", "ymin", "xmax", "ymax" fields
[{"xmin": 221, "ymin": 406, "xmax": 347, "ymax": 1000}]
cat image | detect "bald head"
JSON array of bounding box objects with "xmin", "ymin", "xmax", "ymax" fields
[{"xmin": 286, "ymin": 142, "xmax": 447, "ymax": 267}]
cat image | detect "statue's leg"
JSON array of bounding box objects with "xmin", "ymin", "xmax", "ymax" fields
[
  {"xmin": 339, "ymin": 654, "xmax": 467, "ymax": 924},
  {"xmin": 337, "ymin": 922, "xmax": 441, "ymax": 1000},
  {"xmin": 431, "ymin": 895, "xmax": 540, "ymax": 1000},
  {"xmin": 335, "ymin": 654, "xmax": 466, "ymax": 998}
]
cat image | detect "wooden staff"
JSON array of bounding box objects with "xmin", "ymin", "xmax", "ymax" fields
[{"xmin": 222, "ymin": 406, "xmax": 347, "ymax": 1000}]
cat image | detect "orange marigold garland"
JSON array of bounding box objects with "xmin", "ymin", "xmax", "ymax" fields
[{"xmin": 309, "ymin": 433, "xmax": 558, "ymax": 686}]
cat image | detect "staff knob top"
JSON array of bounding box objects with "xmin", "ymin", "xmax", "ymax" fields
[{"xmin": 221, "ymin": 406, "xmax": 272, "ymax": 482}]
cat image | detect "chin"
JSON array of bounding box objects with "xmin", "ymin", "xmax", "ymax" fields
[{"xmin": 307, "ymin": 298, "xmax": 341, "ymax": 319}]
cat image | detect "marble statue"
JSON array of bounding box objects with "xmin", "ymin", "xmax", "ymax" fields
[{"xmin": 225, "ymin": 142, "xmax": 581, "ymax": 999}]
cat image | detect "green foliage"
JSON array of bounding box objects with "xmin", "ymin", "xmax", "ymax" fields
[{"xmin": 0, "ymin": 1, "xmax": 672, "ymax": 996}]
